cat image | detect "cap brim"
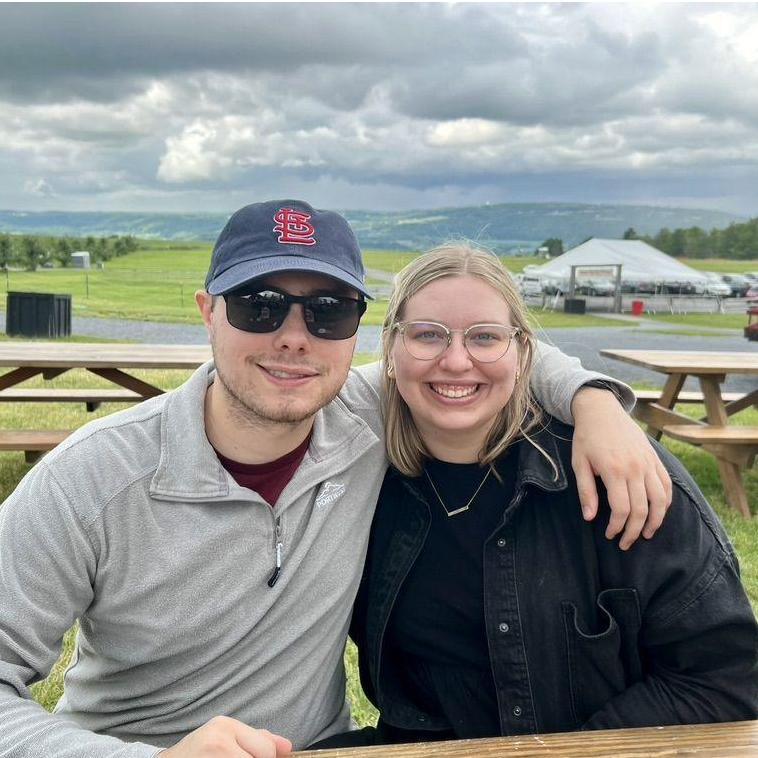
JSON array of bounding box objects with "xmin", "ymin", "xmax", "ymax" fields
[{"xmin": 206, "ymin": 255, "xmax": 373, "ymax": 299}]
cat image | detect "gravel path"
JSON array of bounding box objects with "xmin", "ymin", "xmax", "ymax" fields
[{"xmin": 1, "ymin": 313, "xmax": 754, "ymax": 393}]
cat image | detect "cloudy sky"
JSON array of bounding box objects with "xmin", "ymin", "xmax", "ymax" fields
[{"xmin": 1, "ymin": 2, "xmax": 757, "ymax": 215}]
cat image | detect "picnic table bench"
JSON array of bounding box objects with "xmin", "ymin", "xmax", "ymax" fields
[
  {"xmin": 634, "ymin": 389, "xmax": 745, "ymax": 405},
  {"xmin": 0, "ymin": 430, "xmax": 72, "ymax": 463},
  {"xmin": 0, "ymin": 387, "xmax": 143, "ymax": 411}
]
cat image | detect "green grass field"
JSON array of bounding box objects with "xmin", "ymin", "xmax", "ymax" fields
[
  {"xmin": 0, "ymin": 365, "xmax": 752, "ymax": 726},
  {"xmin": 642, "ymin": 313, "xmax": 746, "ymax": 330},
  {"xmin": 0, "ymin": 242, "xmax": 753, "ymax": 327},
  {"xmin": 683, "ymin": 258, "xmax": 758, "ymax": 274},
  {"xmin": 364, "ymin": 250, "xmax": 537, "ymax": 275},
  {"xmin": 0, "ymin": 243, "xmax": 647, "ymax": 330}
]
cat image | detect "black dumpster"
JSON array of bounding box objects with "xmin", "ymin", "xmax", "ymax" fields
[
  {"xmin": 563, "ymin": 297, "xmax": 586, "ymax": 314},
  {"xmin": 6, "ymin": 292, "xmax": 72, "ymax": 338}
]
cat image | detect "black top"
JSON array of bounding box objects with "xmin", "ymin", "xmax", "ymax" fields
[{"xmin": 384, "ymin": 448, "xmax": 519, "ymax": 738}]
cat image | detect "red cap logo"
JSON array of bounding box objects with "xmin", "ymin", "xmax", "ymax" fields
[{"xmin": 273, "ymin": 208, "xmax": 316, "ymax": 246}]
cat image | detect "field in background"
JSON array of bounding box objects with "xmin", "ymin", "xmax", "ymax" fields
[
  {"xmin": 0, "ymin": 243, "xmax": 674, "ymax": 328},
  {"xmin": 683, "ymin": 258, "xmax": 758, "ymax": 274},
  {"xmin": 640, "ymin": 312, "xmax": 746, "ymax": 330}
]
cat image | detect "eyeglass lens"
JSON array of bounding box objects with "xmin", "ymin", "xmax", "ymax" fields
[
  {"xmin": 224, "ymin": 289, "xmax": 366, "ymax": 340},
  {"xmin": 400, "ymin": 321, "xmax": 516, "ymax": 362}
]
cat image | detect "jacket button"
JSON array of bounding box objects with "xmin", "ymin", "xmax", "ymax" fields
[
  {"xmin": 497, "ymin": 538, "xmax": 506, "ymax": 547},
  {"xmin": 499, "ymin": 622, "xmax": 509, "ymax": 633},
  {"xmin": 513, "ymin": 706, "xmax": 522, "ymax": 717}
]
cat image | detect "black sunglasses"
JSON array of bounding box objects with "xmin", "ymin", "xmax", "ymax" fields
[{"xmin": 223, "ymin": 287, "xmax": 366, "ymax": 340}]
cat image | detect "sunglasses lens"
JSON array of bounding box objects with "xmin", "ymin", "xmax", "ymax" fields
[
  {"xmin": 225, "ymin": 291, "xmax": 289, "ymax": 333},
  {"xmin": 224, "ymin": 290, "xmax": 366, "ymax": 340},
  {"xmin": 304, "ymin": 296, "xmax": 365, "ymax": 340}
]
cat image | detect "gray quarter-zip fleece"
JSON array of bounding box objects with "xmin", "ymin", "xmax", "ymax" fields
[
  {"xmin": 0, "ymin": 347, "xmax": 632, "ymax": 757},
  {"xmin": 0, "ymin": 362, "xmax": 385, "ymax": 756}
]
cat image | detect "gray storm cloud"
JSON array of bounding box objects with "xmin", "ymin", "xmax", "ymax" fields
[{"xmin": 0, "ymin": 2, "xmax": 757, "ymax": 214}]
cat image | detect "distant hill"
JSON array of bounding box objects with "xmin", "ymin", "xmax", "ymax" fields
[{"xmin": 0, "ymin": 204, "xmax": 745, "ymax": 253}]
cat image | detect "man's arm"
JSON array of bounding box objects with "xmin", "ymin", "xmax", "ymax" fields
[
  {"xmin": 530, "ymin": 340, "xmax": 635, "ymax": 421},
  {"xmin": 531, "ymin": 341, "xmax": 672, "ymax": 549},
  {"xmin": 0, "ymin": 463, "xmax": 161, "ymax": 758},
  {"xmin": 356, "ymin": 346, "xmax": 672, "ymax": 548},
  {"xmin": 0, "ymin": 464, "xmax": 291, "ymax": 758}
]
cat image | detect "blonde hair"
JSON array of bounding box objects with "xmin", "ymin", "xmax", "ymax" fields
[{"xmin": 381, "ymin": 242, "xmax": 552, "ymax": 478}]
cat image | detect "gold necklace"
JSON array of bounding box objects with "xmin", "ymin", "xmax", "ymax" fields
[{"xmin": 424, "ymin": 466, "xmax": 492, "ymax": 518}]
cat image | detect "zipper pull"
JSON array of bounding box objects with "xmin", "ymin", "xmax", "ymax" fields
[{"xmin": 267, "ymin": 518, "xmax": 283, "ymax": 587}]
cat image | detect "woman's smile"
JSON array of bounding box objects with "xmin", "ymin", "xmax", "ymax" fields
[{"xmin": 428, "ymin": 382, "xmax": 481, "ymax": 400}]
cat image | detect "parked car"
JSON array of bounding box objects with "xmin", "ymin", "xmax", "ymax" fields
[
  {"xmin": 702, "ymin": 272, "xmax": 732, "ymax": 297},
  {"xmin": 515, "ymin": 274, "xmax": 543, "ymax": 298},
  {"xmin": 541, "ymin": 277, "xmax": 568, "ymax": 296},
  {"xmin": 575, "ymin": 278, "xmax": 615, "ymax": 296},
  {"xmin": 660, "ymin": 280, "xmax": 700, "ymax": 295},
  {"xmin": 634, "ymin": 280, "xmax": 659, "ymax": 294},
  {"xmin": 720, "ymin": 274, "xmax": 751, "ymax": 297}
]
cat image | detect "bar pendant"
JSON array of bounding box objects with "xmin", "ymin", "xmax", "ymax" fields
[{"xmin": 446, "ymin": 505, "xmax": 470, "ymax": 517}]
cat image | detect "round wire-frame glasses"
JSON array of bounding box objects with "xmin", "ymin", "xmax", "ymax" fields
[{"xmin": 392, "ymin": 320, "xmax": 521, "ymax": 363}]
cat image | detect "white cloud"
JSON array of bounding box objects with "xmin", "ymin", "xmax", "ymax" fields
[
  {"xmin": 426, "ymin": 120, "xmax": 509, "ymax": 148},
  {"xmin": 23, "ymin": 178, "xmax": 55, "ymax": 197}
]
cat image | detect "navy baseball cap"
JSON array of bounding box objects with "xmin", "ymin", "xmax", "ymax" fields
[{"xmin": 205, "ymin": 199, "xmax": 371, "ymax": 298}]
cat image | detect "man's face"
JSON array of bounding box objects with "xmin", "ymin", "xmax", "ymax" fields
[{"xmin": 197, "ymin": 271, "xmax": 359, "ymax": 426}]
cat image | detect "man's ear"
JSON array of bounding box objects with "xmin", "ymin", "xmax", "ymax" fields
[{"xmin": 196, "ymin": 290, "xmax": 214, "ymax": 330}]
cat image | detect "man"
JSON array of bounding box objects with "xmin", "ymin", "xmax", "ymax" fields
[{"xmin": 0, "ymin": 200, "xmax": 671, "ymax": 757}]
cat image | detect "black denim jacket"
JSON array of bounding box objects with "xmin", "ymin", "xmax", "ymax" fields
[{"xmin": 350, "ymin": 418, "xmax": 758, "ymax": 736}]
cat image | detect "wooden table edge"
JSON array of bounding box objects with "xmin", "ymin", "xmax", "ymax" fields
[{"xmin": 296, "ymin": 721, "xmax": 758, "ymax": 757}]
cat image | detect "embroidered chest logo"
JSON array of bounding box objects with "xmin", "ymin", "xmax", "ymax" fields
[
  {"xmin": 273, "ymin": 207, "xmax": 316, "ymax": 246},
  {"xmin": 316, "ymin": 481, "xmax": 345, "ymax": 509}
]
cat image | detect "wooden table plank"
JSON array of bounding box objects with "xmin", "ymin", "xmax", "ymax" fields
[
  {"xmin": 599, "ymin": 350, "xmax": 758, "ymax": 375},
  {"xmin": 0, "ymin": 388, "xmax": 143, "ymax": 403},
  {"xmin": 300, "ymin": 721, "xmax": 758, "ymax": 757},
  {"xmin": 0, "ymin": 343, "xmax": 212, "ymax": 370},
  {"xmin": 663, "ymin": 425, "xmax": 758, "ymax": 444},
  {"xmin": 0, "ymin": 430, "xmax": 71, "ymax": 451}
]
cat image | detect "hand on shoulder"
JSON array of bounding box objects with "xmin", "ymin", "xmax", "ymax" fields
[{"xmin": 571, "ymin": 387, "xmax": 673, "ymax": 550}]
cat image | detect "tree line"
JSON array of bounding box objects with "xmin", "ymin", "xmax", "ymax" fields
[
  {"xmin": 0, "ymin": 234, "xmax": 139, "ymax": 271},
  {"xmin": 535, "ymin": 217, "xmax": 758, "ymax": 260},
  {"xmin": 626, "ymin": 218, "xmax": 758, "ymax": 260}
]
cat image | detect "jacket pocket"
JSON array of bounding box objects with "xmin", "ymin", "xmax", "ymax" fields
[{"xmin": 562, "ymin": 588, "xmax": 642, "ymax": 726}]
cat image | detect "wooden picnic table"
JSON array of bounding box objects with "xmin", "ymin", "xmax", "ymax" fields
[
  {"xmin": 0, "ymin": 342, "xmax": 212, "ymax": 399},
  {"xmin": 600, "ymin": 349, "xmax": 758, "ymax": 517},
  {"xmin": 299, "ymin": 720, "xmax": 758, "ymax": 757},
  {"xmin": 0, "ymin": 343, "xmax": 212, "ymax": 461}
]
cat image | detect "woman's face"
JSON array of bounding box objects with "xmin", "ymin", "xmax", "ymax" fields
[{"xmin": 391, "ymin": 275, "xmax": 520, "ymax": 452}]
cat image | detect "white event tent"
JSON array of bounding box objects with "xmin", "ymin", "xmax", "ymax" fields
[{"xmin": 524, "ymin": 238, "xmax": 709, "ymax": 287}]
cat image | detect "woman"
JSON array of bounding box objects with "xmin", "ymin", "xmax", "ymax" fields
[{"xmin": 323, "ymin": 243, "xmax": 757, "ymax": 747}]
